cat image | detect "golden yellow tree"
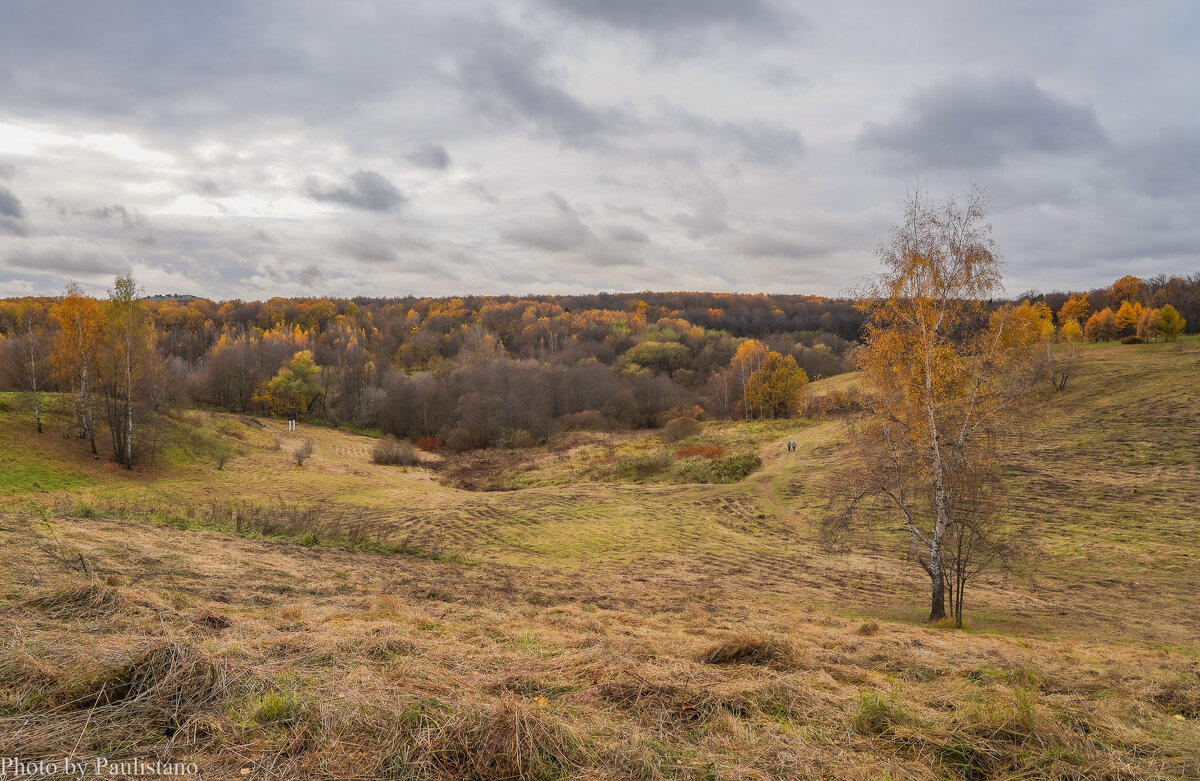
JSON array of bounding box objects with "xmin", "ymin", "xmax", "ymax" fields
[
  {"xmin": 828, "ymin": 188, "xmax": 1047, "ymax": 623},
  {"xmin": 1058, "ymin": 293, "xmax": 1090, "ymax": 324},
  {"xmin": 744, "ymin": 351, "xmax": 808, "ymax": 418},
  {"xmin": 1115, "ymin": 300, "xmax": 1144, "ymax": 335},
  {"xmin": 1158, "ymin": 304, "xmax": 1186, "ymax": 341},
  {"xmin": 729, "ymin": 339, "xmax": 768, "ymax": 418},
  {"xmin": 50, "ymin": 282, "xmax": 106, "ymax": 453},
  {"xmin": 1059, "ymin": 317, "xmax": 1083, "ymax": 343}
]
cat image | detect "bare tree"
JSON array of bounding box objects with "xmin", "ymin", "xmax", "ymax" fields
[
  {"xmin": 12, "ymin": 299, "xmax": 50, "ymax": 433},
  {"xmin": 293, "ymin": 438, "xmax": 314, "ymax": 466}
]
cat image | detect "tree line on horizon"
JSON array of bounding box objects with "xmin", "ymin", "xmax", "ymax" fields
[
  {"xmin": 0, "ymin": 273, "xmax": 1194, "ymax": 468},
  {"xmin": 0, "ymin": 288, "xmax": 852, "ymax": 465}
]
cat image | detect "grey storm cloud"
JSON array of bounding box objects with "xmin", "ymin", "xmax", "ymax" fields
[
  {"xmin": 456, "ymin": 22, "xmax": 629, "ymax": 147},
  {"xmin": 672, "ymin": 180, "xmax": 728, "ymax": 239},
  {"xmin": 86, "ymin": 204, "xmax": 156, "ymax": 245},
  {"xmin": 500, "ymin": 193, "xmax": 646, "ymax": 267},
  {"xmin": 859, "ymin": 75, "xmax": 1109, "ymax": 169},
  {"xmin": 719, "ymin": 231, "xmax": 828, "ymax": 260},
  {"xmin": 673, "ymin": 111, "xmax": 803, "ymax": 165},
  {"xmin": 604, "ymin": 224, "xmax": 650, "ymax": 243},
  {"xmin": 0, "ymin": 2, "xmax": 1195, "ymax": 298},
  {"xmin": 0, "ymin": 236, "xmax": 130, "ymax": 276},
  {"xmin": 296, "ymin": 264, "xmax": 323, "ymax": 287},
  {"xmin": 332, "ymin": 229, "xmax": 432, "ymax": 266},
  {"xmin": 0, "ymin": 185, "xmax": 27, "ymax": 237},
  {"xmin": 501, "ymin": 193, "xmax": 594, "ymax": 252},
  {"xmin": 1117, "ymin": 129, "xmax": 1200, "ymax": 199},
  {"xmin": 406, "ymin": 144, "xmax": 452, "ymax": 170},
  {"xmin": 0, "ymin": 185, "xmax": 24, "ymax": 219},
  {"xmin": 540, "ymin": 0, "xmax": 787, "ymax": 35},
  {"xmin": 305, "ymin": 170, "xmax": 406, "ymax": 212}
]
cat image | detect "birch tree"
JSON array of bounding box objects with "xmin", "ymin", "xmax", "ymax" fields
[
  {"xmin": 12, "ymin": 299, "xmax": 50, "ymax": 433},
  {"xmin": 51, "ymin": 282, "xmax": 105, "ymax": 453},
  {"xmin": 826, "ymin": 188, "xmax": 1047, "ymax": 623},
  {"xmin": 101, "ymin": 274, "xmax": 155, "ymax": 469}
]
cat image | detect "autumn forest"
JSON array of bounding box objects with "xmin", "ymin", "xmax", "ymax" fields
[{"xmin": 1, "ymin": 272, "xmax": 1195, "ymax": 470}]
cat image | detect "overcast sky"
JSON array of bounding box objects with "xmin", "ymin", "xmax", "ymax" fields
[{"xmin": 0, "ymin": 1, "xmax": 1196, "ymax": 301}]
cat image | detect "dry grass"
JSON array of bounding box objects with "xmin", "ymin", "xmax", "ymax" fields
[{"xmin": 0, "ymin": 345, "xmax": 1198, "ymax": 778}]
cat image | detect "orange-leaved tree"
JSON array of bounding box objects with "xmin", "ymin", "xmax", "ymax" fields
[
  {"xmin": 51, "ymin": 281, "xmax": 106, "ymax": 453},
  {"xmin": 1084, "ymin": 308, "xmax": 1119, "ymax": 342},
  {"xmin": 826, "ymin": 187, "xmax": 1047, "ymax": 624},
  {"xmin": 1058, "ymin": 293, "xmax": 1090, "ymax": 324},
  {"xmin": 1136, "ymin": 307, "xmax": 1162, "ymax": 342}
]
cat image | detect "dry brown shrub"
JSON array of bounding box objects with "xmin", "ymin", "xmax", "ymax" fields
[
  {"xmin": 415, "ymin": 436, "xmax": 444, "ymax": 451},
  {"xmin": 676, "ymin": 445, "xmax": 725, "ymax": 459},
  {"xmin": 372, "ymin": 436, "xmax": 420, "ymax": 466}
]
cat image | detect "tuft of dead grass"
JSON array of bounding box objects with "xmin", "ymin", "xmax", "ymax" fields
[
  {"xmin": 25, "ymin": 583, "xmax": 127, "ymax": 619},
  {"xmin": 698, "ymin": 633, "xmax": 800, "ymax": 669}
]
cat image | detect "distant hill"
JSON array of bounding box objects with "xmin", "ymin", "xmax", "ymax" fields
[{"xmin": 142, "ymin": 293, "xmax": 201, "ymax": 302}]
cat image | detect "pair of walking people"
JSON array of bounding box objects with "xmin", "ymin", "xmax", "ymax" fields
[{"xmin": 786, "ymin": 440, "xmax": 797, "ymax": 452}]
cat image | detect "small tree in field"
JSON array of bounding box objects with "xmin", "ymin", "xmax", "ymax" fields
[
  {"xmin": 1136, "ymin": 308, "xmax": 1162, "ymax": 342},
  {"xmin": 1059, "ymin": 317, "xmax": 1083, "ymax": 345},
  {"xmin": 1084, "ymin": 308, "xmax": 1119, "ymax": 342},
  {"xmin": 1158, "ymin": 305, "xmax": 1186, "ymax": 341},
  {"xmin": 744, "ymin": 351, "xmax": 808, "ymax": 418},
  {"xmin": 1115, "ymin": 300, "xmax": 1144, "ymax": 336},
  {"xmin": 293, "ymin": 438, "xmax": 314, "ymax": 466},
  {"xmin": 12, "ymin": 299, "xmax": 49, "ymax": 433},
  {"xmin": 826, "ymin": 187, "xmax": 1047, "ymax": 624}
]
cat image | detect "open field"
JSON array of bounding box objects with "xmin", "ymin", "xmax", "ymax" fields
[{"xmin": 1, "ymin": 341, "xmax": 1198, "ymax": 779}]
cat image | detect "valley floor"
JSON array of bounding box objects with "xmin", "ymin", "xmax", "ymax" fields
[{"xmin": 1, "ymin": 341, "xmax": 1198, "ymax": 779}]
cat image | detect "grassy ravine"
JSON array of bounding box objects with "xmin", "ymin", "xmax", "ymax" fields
[{"xmin": 0, "ymin": 341, "xmax": 1198, "ymax": 779}]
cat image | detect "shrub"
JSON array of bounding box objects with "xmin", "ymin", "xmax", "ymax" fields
[
  {"xmin": 415, "ymin": 436, "xmax": 444, "ymax": 451},
  {"xmin": 559, "ymin": 410, "xmax": 608, "ymax": 431},
  {"xmin": 292, "ymin": 439, "xmax": 314, "ymax": 466},
  {"xmin": 372, "ymin": 436, "xmax": 420, "ymax": 466},
  {"xmin": 615, "ymin": 452, "xmax": 673, "ymax": 480},
  {"xmin": 671, "ymin": 453, "xmax": 761, "ymax": 483},
  {"xmin": 494, "ymin": 428, "xmax": 538, "ymax": 448},
  {"xmin": 660, "ymin": 416, "xmax": 701, "ymax": 443},
  {"xmin": 1121, "ymin": 335, "xmax": 1143, "ymax": 344},
  {"xmin": 805, "ymin": 388, "xmax": 864, "ymax": 417},
  {"xmin": 676, "ymin": 445, "xmax": 725, "ymax": 459}
]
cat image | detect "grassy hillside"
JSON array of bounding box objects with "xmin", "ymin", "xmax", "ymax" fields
[{"xmin": 0, "ymin": 342, "xmax": 1198, "ymax": 779}]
